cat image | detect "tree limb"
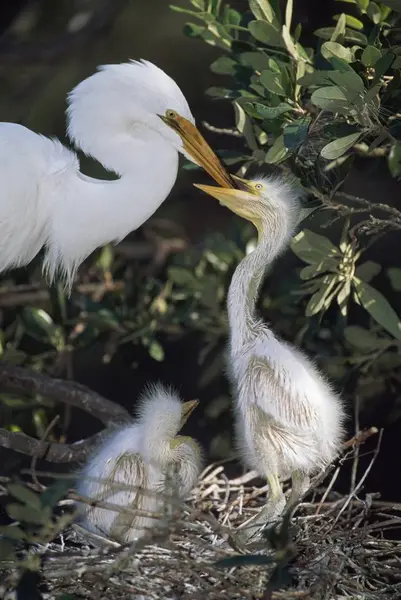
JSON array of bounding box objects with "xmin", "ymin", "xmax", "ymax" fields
[
  {"xmin": 0, "ymin": 363, "xmax": 130, "ymax": 425},
  {"xmin": 0, "ymin": 363, "xmax": 131, "ymax": 462},
  {"xmin": 0, "ymin": 428, "xmax": 105, "ymax": 463}
]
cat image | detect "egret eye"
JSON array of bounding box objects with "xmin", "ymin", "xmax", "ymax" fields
[
  {"xmin": 255, "ymin": 183, "xmax": 263, "ymax": 191},
  {"xmin": 166, "ymin": 109, "xmax": 178, "ymax": 119}
]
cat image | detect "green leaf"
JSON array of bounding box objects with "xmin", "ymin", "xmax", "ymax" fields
[
  {"xmin": 311, "ymin": 86, "xmax": 350, "ymax": 113},
  {"xmin": 388, "ymin": 142, "xmax": 401, "ymax": 178},
  {"xmin": 40, "ymin": 479, "xmax": 71, "ymax": 508},
  {"xmin": 299, "ymin": 258, "xmax": 339, "ymax": 280},
  {"xmin": 367, "ymin": 2, "xmax": 382, "ymax": 23},
  {"xmin": 205, "ymin": 86, "xmax": 236, "ymax": 98},
  {"xmin": 168, "ymin": 267, "xmax": 200, "ymax": 287},
  {"xmin": 8, "ymin": 483, "xmax": 42, "ymax": 511},
  {"xmin": 353, "ymin": 277, "xmax": 401, "ymax": 341},
  {"xmin": 0, "ymin": 539, "xmax": 16, "ymax": 562},
  {"xmin": 248, "ymin": 20, "xmax": 283, "ymax": 46},
  {"xmin": 321, "ymin": 41, "xmax": 353, "ymax": 62},
  {"xmin": 331, "ymin": 13, "xmax": 346, "ymax": 42},
  {"xmin": 291, "ymin": 229, "xmax": 341, "ymax": 263},
  {"xmin": 234, "ymin": 101, "xmax": 258, "ymax": 150},
  {"xmin": 21, "ymin": 308, "xmax": 57, "ymax": 342},
  {"xmin": 371, "ymin": 52, "xmax": 396, "ymax": 85},
  {"xmin": 285, "ymin": 0, "xmax": 294, "ymax": 28},
  {"xmin": 97, "ymin": 245, "xmax": 113, "ymax": 272},
  {"xmin": 249, "ymin": 0, "xmax": 278, "ymax": 23},
  {"xmin": 328, "ymin": 70, "xmax": 365, "ymax": 96},
  {"xmin": 333, "ymin": 13, "xmax": 364, "ymax": 29},
  {"xmin": 210, "ymin": 56, "xmax": 237, "ymax": 75},
  {"xmin": 387, "ymin": 267, "xmax": 401, "ymax": 291},
  {"xmin": 6, "ymin": 502, "xmax": 49, "ymax": 525},
  {"xmin": 320, "ymin": 132, "xmax": 361, "ymax": 159},
  {"xmin": 283, "ymin": 117, "xmax": 311, "ymax": 149},
  {"xmin": 315, "ymin": 27, "xmax": 367, "ymax": 45},
  {"xmin": 361, "ymin": 45, "xmax": 382, "ymax": 67},
  {"xmin": 337, "ymin": 279, "xmax": 351, "ymax": 316},
  {"xmin": 344, "ymin": 325, "xmax": 390, "ymax": 349},
  {"xmin": 260, "ymin": 70, "xmax": 286, "ymax": 95},
  {"xmin": 305, "ymin": 275, "xmax": 338, "ymax": 316},
  {"xmin": 245, "ymin": 102, "xmax": 292, "ymax": 119},
  {"xmin": 240, "ymin": 52, "xmax": 271, "ymax": 71},
  {"xmin": 355, "ymin": 261, "xmax": 381, "ymax": 282},
  {"xmin": 265, "ymin": 135, "xmax": 289, "ymax": 164},
  {"xmin": 148, "ymin": 340, "xmax": 164, "ymax": 362},
  {"xmin": 379, "ymin": 0, "xmax": 401, "ymax": 13},
  {"xmin": 183, "ymin": 22, "xmax": 206, "ymax": 38},
  {"xmin": 356, "ymin": 0, "xmax": 369, "ymax": 11},
  {"xmin": 0, "ymin": 525, "xmax": 27, "ymax": 541}
]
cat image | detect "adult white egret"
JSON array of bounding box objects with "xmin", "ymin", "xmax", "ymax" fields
[
  {"xmin": 0, "ymin": 59, "xmax": 233, "ymax": 290},
  {"xmin": 195, "ymin": 176, "xmax": 346, "ymax": 541},
  {"xmin": 76, "ymin": 384, "xmax": 202, "ymax": 543}
]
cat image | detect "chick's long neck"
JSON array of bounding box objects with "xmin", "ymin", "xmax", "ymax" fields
[{"xmin": 227, "ymin": 209, "xmax": 295, "ymax": 352}]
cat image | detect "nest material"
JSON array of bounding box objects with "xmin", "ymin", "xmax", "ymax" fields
[{"xmin": 1, "ymin": 438, "xmax": 401, "ymax": 599}]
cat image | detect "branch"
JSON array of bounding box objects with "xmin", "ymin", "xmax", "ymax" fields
[
  {"xmin": 0, "ymin": 280, "xmax": 125, "ymax": 307},
  {"xmin": 0, "ymin": 428, "xmax": 105, "ymax": 463},
  {"xmin": 0, "ymin": 363, "xmax": 130, "ymax": 425},
  {"xmin": 0, "ymin": 363, "xmax": 132, "ymax": 462}
]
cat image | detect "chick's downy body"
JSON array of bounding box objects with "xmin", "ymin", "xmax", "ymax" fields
[{"xmin": 76, "ymin": 385, "xmax": 202, "ymax": 543}]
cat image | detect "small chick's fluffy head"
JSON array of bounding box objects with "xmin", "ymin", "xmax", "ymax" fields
[
  {"xmin": 67, "ymin": 59, "xmax": 194, "ymax": 159},
  {"xmin": 135, "ymin": 383, "xmax": 189, "ymax": 442}
]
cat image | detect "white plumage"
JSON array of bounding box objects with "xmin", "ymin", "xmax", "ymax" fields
[
  {"xmin": 76, "ymin": 384, "xmax": 202, "ymax": 543},
  {"xmin": 0, "ymin": 60, "xmax": 232, "ymax": 290},
  {"xmin": 195, "ymin": 176, "xmax": 346, "ymax": 540}
]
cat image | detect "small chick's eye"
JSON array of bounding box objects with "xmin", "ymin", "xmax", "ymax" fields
[
  {"xmin": 166, "ymin": 109, "xmax": 177, "ymax": 119},
  {"xmin": 255, "ymin": 183, "xmax": 263, "ymax": 191}
]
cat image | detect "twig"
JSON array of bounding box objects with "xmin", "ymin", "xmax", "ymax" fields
[
  {"xmin": 0, "ymin": 428, "xmax": 105, "ymax": 463},
  {"xmin": 0, "ymin": 280, "xmax": 125, "ymax": 307},
  {"xmin": 31, "ymin": 415, "xmax": 60, "ymax": 488}
]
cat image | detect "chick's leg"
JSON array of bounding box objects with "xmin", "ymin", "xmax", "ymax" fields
[
  {"xmin": 285, "ymin": 470, "xmax": 310, "ymax": 511},
  {"xmin": 238, "ymin": 473, "xmax": 285, "ymax": 543}
]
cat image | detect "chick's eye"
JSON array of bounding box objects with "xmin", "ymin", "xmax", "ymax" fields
[
  {"xmin": 255, "ymin": 183, "xmax": 263, "ymax": 190},
  {"xmin": 166, "ymin": 110, "xmax": 177, "ymax": 119}
]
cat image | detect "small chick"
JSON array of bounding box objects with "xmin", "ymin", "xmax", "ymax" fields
[{"xmin": 75, "ymin": 384, "xmax": 202, "ymax": 543}]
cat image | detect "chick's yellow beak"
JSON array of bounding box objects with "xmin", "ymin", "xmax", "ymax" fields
[
  {"xmin": 180, "ymin": 399, "xmax": 199, "ymax": 428},
  {"xmin": 194, "ymin": 175, "xmax": 259, "ymax": 214},
  {"xmin": 160, "ymin": 113, "xmax": 234, "ymax": 188}
]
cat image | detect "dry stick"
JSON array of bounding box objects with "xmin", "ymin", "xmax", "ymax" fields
[
  {"xmin": 30, "ymin": 414, "xmax": 60, "ymax": 489},
  {"xmin": 332, "ymin": 430, "xmax": 383, "ymax": 527}
]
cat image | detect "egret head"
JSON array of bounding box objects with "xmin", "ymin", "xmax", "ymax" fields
[
  {"xmin": 194, "ymin": 175, "xmax": 301, "ymax": 238},
  {"xmin": 67, "ymin": 59, "xmax": 233, "ymax": 186}
]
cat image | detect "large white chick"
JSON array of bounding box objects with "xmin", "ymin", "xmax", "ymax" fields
[
  {"xmin": 196, "ymin": 176, "xmax": 346, "ymax": 541},
  {"xmin": 75, "ymin": 384, "xmax": 202, "ymax": 543}
]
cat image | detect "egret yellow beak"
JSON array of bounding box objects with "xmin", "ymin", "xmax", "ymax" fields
[
  {"xmin": 194, "ymin": 175, "xmax": 263, "ymax": 235},
  {"xmin": 194, "ymin": 175, "xmax": 259, "ymax": 213},
  {"xmin": 159, "ymin": 113, "xmax": 234, "ymax": 188},
  {"xmin": 180, "ymin": 399, "xmax": 199, "ymax": 428}
]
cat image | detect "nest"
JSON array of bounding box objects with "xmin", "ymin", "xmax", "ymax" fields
[{"xmin": 1, "ymin": 430, "xmax": 401, "ymax": 600}]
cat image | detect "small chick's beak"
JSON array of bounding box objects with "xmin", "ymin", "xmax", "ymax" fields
[
  {"xmin": 180, "ymin": 399, "xmax": 199, "ymax": 428},
  {"xmin": 159, "ymin": 113, "xmax": 234, "ymax": 188},
  {"xmin": 194, "ymin": 175, "xmax": 260, "ymax": 215}
]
